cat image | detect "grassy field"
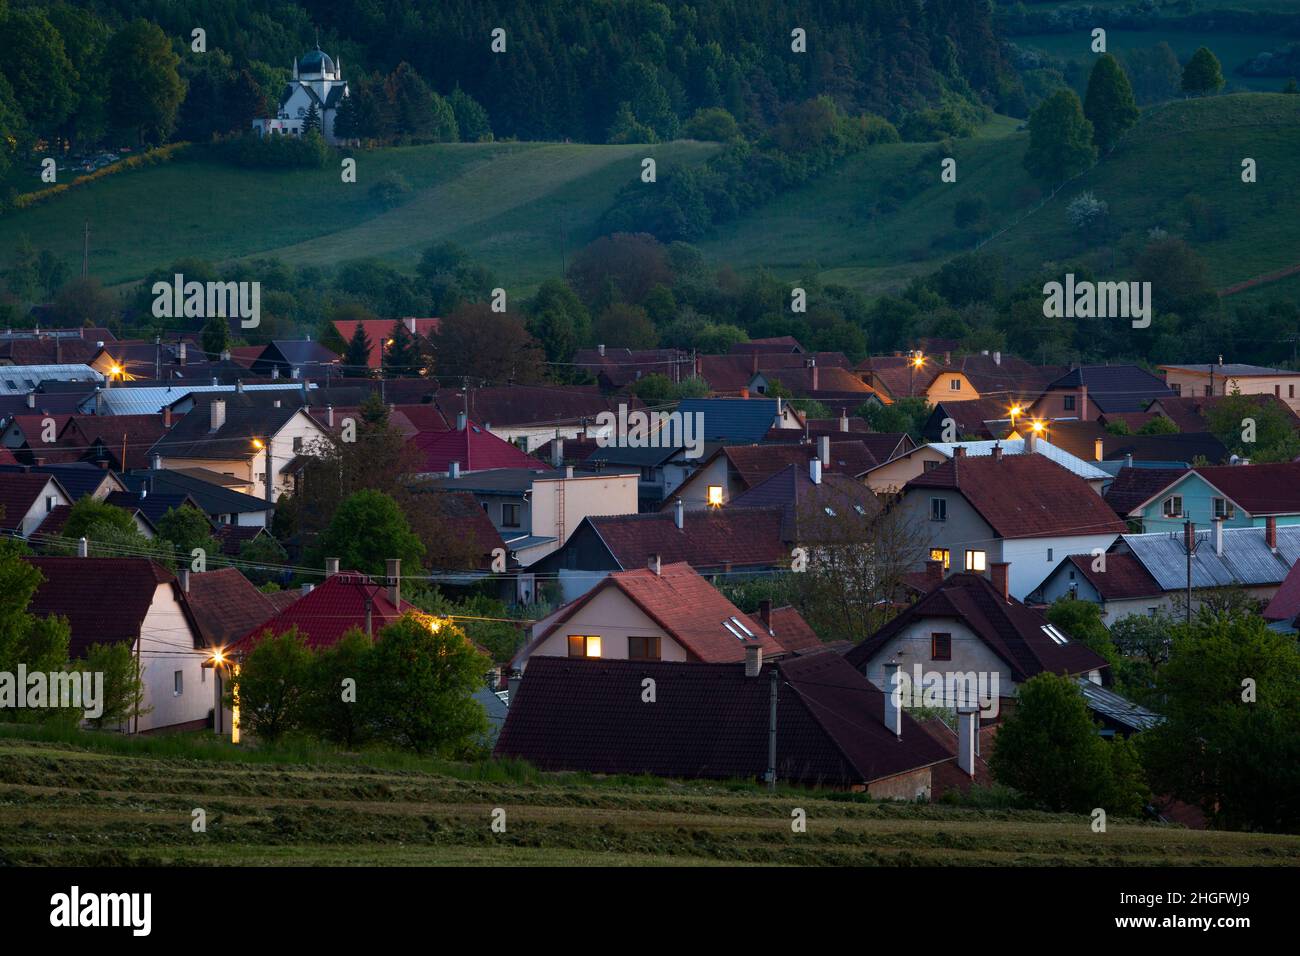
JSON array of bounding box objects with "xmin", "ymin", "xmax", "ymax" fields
[{"xmin": 1, "ymin": 728, "xmax": 1297, "ymax": 866}]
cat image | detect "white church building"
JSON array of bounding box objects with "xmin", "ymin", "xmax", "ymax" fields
[{"xmin": 252, "ymin": 46, "xmax": 349, "ymax": 144}]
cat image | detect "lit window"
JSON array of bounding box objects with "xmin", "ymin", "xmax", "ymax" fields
[
  {"xmin": 930, "ymin": 498, "xmax": 947, "ymax": 522},
  {"xmin": 931, "ymin": 633, "xmax": 952, "ymax": 661},
  {"xmin": 965, "ymin": 550, "xmax": 986, "ymax": 571},
  {"xmin": 628, "ymin": 636, "xmax": 661, "ymax": 660},
  {"xmin": 930, "ymin": 548, "xmax": 950, "ymax": 570},
  {"xmin": 173, "ymin": 671, "xmax": 184, "ymax": 696},
  {"xmin": 707, "ymin": 485, "xmax": 723, "ymax": 507},
  {"xmin": 567, "ymin": 635, "xmax": 601, "ymax": 658}
]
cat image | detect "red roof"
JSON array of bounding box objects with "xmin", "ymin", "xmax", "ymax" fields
[
  {"xmin": 410, "ymin": 422, "xmax": 553, "ymax": 474},
  {"xmin": 906, "ymin": 455, "xmax": 1128, "ymax": 539},
  {"xmin": 229, "ymin": 571, "xmax": 417, "ymax": 654},
  {"xmin": 586, "ymin": 507, "xmax": 788, "ymax": 570},
  {"xmin": 331, "ymin": 319, "xmax": 440, "ymax": 369},
  {"xmin": 0, "ymin": 446, "xmax": 18, "ymax": 465},
  {"xmin": 185, "ymin": 568, "xmax": 283, "ymax": 645},
  {"xmin": 1263, "ymin": 560, "xmax": 1300, "ymax": 622},
  {"xmin": 1062, "ymin": 552, "xmax": 1162, "ymax": 601},
  {"xmin": 767, "ymin": 606, "xmax": 822, "ymax": 653},
  {"xmin": 1192, "ymin": 463, "xmax": 1300, "ymax": 516},
  {"xmin": 0, "ymin": 473, "xmax": 63, "ymax": 533}
]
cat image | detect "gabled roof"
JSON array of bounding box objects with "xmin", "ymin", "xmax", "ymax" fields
[
  {"xmin": 213, "ymin": 523, "xmax": 266, "ymax": 556},
  {"xmin": 1057, "ymin": 552, "xmax": 1163, "ymax": 601},
  {"xmin": 845, "ymin": 572, "xmax": 1109, "ymax": 682},
  {"xmin": 67, "ymin": 414, "xmax": 172, "ymax": 469},
  {"xmin": 1046, "ymin": 365, "xmax": 1175, "ymax": 412},
  {"xmin": 410, "ymin": 422, "xmax": 554, "ymax": 474},
  {"xmin": 496, "ymin": 653, "xmax": 953, "ymax": 786},
  {"xmin": 120, "ymin": 469, "xmax": 270, "ymax": 516},
  {"xmin": 0, "ymin": 462, "xmax": 123, "ymax": 501},
  {"xmin": 729, "ymin": 464, "xmax": 880, "ymax": 541},
  {"xmin": 1149, "ymin": 393, "xmax": 1299, "ymax": 433},
  {"xmin": 1102, "ymin": 466, "xmax": 1188, "ymax": 517},
  {"xmin": 922, "ymin": 438, "xmax": 1110, "ymax": 481},
  {"xmin": 24, "ymin": 557, "xmax": 200, "ymax": 657},
  {"xmin": 185, "ymin": 568, "xmax": 284, "ymax": 646},
  {"xmin": 766, "ymin": 606, "xmax": 823, "ymax": 653},
  {"xmin": 433, "ymin": 385, "xmax": 635, "ymax": 428},
  {"xmin": 1263, "ymin": 559, "xmax": 1300, "ymax": 623},
  {"xmin": 1160, "ymin": 363, "xmax": 1300, "ymax": 378},
  {"xmin": 585, "ymin": 508, "xmax": 788, "ymax": 570},
  {"xmin": 425, "ymin": 491, "xmax": 508, "ymax": 570},
  {"xmin": 729, "ymin": 336, "xmax": 805, "ymax": 353},
  {"xmin": 716, "ymin": 442, "xmax": 874, "ymax": 488},
  {"xmin": 1103, "ymin": 433, "xmax": 1231, "ymax": 466},
  {"xmin": 925, "ymin": 398, "xmax": 1019, "ymax": 440},
  {"xmin": 570, "ymin": 347, "xmax": 693, "ymax": 389},
  {"xmin": 104, "ymin": 490, "xmax": 206, "ymax": 530},
  {"xmin": 1074, "ymin": 678, "xmax": 1163, "ymax": 733},
  {"xmin": 675, "ymin": 398, "xmax": 782, "ymax": 443},
  {"xmin": 149, "ymin": 398, "xmax": 310, "ymax": 460},
  {"xmin": 904, "ymin": 455, "xmax": 1127, "ymax": 539},
  {"xmin": 1121, "ymin": 525, "xmax": 1300, "ymax": 591},
  {"xmin": 1188, "ymin": 463, "xmax": 1300, "ymax": 516},
  {"xmin": 0, "ymin": 473, "xmax": 67, "ymax": 533},
  {"xmin": 230, "ymin": 571, "xmax": 417, "ymax": 654}
]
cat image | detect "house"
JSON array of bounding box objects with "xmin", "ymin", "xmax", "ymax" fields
[
  {"xmin": 861, "ymin": 436, "xmax": 1109, "ymax": 495},
  {"xmin": 922, "ymin": 398, "xmax": 1017, "ymax": 442},
  {"xmin": 418, "ymin": 490, "xmax": 511, "ymax": 590},
  {"xmin": 1035, "ymin": 420, "xmax": 1231, "ymax": 467},
  {"xmin": 411, "ymin": 417, "xmax": 556, "ymax": 476},
  {"xmin": 252, "ymin": 46, "xmax": 350, "ymax": 144},
  {"xmin": 669, "ymin": 438, "xmax": 874, "ymax": 510},
  {"xmin": 120, "ymin": 468, "xmax": 273, "ymax": 527},
  {"xmin": 1263, "ymin": 559, "xmax": 1300, "ymax": 625},
  {"xmin": 433, "ymin": 385, "xmax": 641, "ymax": 453},
  {"xmin": 416, "ymin": 466, "xmax": 638, "ymax": 567},
  {"xmin": 0, "ymin": 364, "xmax": 103, "ymax": 395},
  {"xmin": 1122, "ymin": 462, "xmax": 1300, "ymax": 533},
  {"xmin": 1034, "ymin": 522, "xmax": 1300, "ymax": 620},
  {"xmin": 1159, "ymin": 362, "xmax": 1300, "ymax": 413},
  {"xmin": 1029, "ymin": 366, "xmax": 1174, "ymax": 420},
  {"xmin": 530, "ymin": 503, "xmax": 788, "ymax": 601},
  {"xmin": 496, "ymin": 651, "xmax": 958, "ymax": 795},
  {"xmin": 571, "ymin": 346, "xmax": 694, "ymax": 390},
  {"xmin": 25, "ymin": 557, "xmax": 213, "ymax": 733},
  {"xmin": 897, "ymin": 450, "xmax": 1127, "ymax": 598},
  {"xmin": 58, "ymin": 414, "xmax": 172, "ymax": 471},
  {"xmin": 845, "ymin": 569, "xmax": 1108, "ymax": 717},
  {"xmin": 78, "ymin": 381, "xmax": 310, "ymax": 416},
  {"xmin": 671, "ymin": 397, "xmax": 802, "ymax": 444},
  {"xmin": 857, "ymin": 350, "xmax": 1056, "ymax": 405},
  {"xmin": 0, "ymin": 461, "xmax": 125, "ymax": 503},
  {"xmin": 1147, "ymin": 393, "xmax": 1300, "ymax": 433},
  {"xmin": 148, "ymin": 395, "xmax": 327, "ymax": 502},
  {"xmin": 0, "ymin": 472, "xmax": 72, "ymax": 538},
  {"xmin": 1102, "ymin": 466, "xmax": 1189, "ymax": 521},
  {"xmin": 583, "ymin": 442, "xmax": 697, "ymax": 511},
  {"xmin": 250, "ymin": 340, "xmax": 340, "ymax": 378},
  {"xmin": 728, "ymin": 460, "xmax": 882, "ymax": 541},
  {"xmin": 330, "ymin": 318, "xmax": 441, "ymax": 370}
]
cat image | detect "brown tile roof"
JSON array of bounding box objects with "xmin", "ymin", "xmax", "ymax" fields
[
  {"xmin": 1103, "ymin": 466, "xmax": 1189, "ymax": 517},
  {"xmin": 427, "ymin": 491, "xmax": 507, "ymax": 570},
  {"xmin": 918, "ymin": 717, "xmax": 994, "ymax": 799},
  {"xmin": 846, "ymin": 571, "xmax": 1109, "ymax": 682},
  {"xmin": 1193, "ymin": 462, "xmax": 1300, "ymax": 516},
  {"xmin": 0, "ymin": 473, "xmax": 64, "ymax": 533},
  {"xmin": 730, "ymin": 336, "xmax": 805, "ymax": 353},
  {"xmin": 1263, "ymin": 560, "xmax": 1300, "ymax": 623},
  {"xmin": 571, "ymin": 348, "xmax": 694, "ymax": 389},
  {"xmin": 1151, "ymin": 394, "xmax": 1300, "ymax": 433},
  {"xmin": 1061, "ymin": 552, "xmax": 1162, "ymax": 601},
  {"xmin": 496, "ymin": 652, "xmax": 953, "ymax": 786},
  {"xmin": 587, "ymin": 508, "xmax": 788, "ymax": 569},
  {"xmin": 720, "ymin": 442, "xmax": 875, "ymax": 488},
  {"xmin": 905, "ymin": 455, "xmax": 1128, "ymax": 539},
  {"xmin": 926, "ymin": 398, "xmax": 1018, "ymax": 440},
  {"xmin": 213, "ymin": 524, "xmax": 266, "ymax": 556},
  {"xmin": 184, "ymin": 567, "xmax": 283, "ymax": 646},
  {"xmin": 730, "ymin": 464, "xmax": 881, "ymax": 541},
  {"xmin": 767, "ymin": 605, "xmax": 822, "ymax": 653},
  {"xmin": 434, "ymin": 385, "xmax": 634, "ymax": 428}
]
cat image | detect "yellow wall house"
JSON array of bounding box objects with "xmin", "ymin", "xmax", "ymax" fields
[{"xmin": 1159, "ymin": 362, "xmax": 1300, "ymax": 414}]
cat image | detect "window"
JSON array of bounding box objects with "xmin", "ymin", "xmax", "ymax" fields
[
  {"xmin": 931, "ymin": 633, "xmax": 952, "ymax": 661},
  {"xmin": 1213, "ymin": 497, "xmax": 1235, "ymax": 519},
  {"xmin": 201, "ymin": 667, "xmax": 207, "ymax": 684},
  {"xmin": 502, "ymin": 503, "xmax": 521, "ymax": 528},
  {"xmin": 628, "ymin": 636, "xmax": 661, "ymax": 661},
  {"xmin": 173, "ymin": 671, "xmax": 183, "ymax": 696},
  {"xmin": 293, "ymin": 436, "xmax": 303, "ymax": 453},
  {"xmin": 722, "ymin": 616, "xmax": 755, "ymax": 641},
  {"xmin": 824, "ymin": 506, "xmax": 836, "ymax": 517},
  {"xmin": 924, "ymin": 459, "xmax": 940, "ymax": 472},
  {"xmin": 1290, "ymin": 385, "xmax": 1296, "ymax": 399},
  {"xmin": 950, "ymin": 378, "xmax": 961, "ymax": 391},
  {"xmin": 707, "ymin": 485, "xmax": 723, "ymax": 507},
  {"xmin": 965, "ymin": 550, "xmax": 986, "ymax": 571},
  {"xmin": 45, "ymin": 496, "xmax": 56, "ymax": 512},
  {"xmin": 1171, "ymin": 383, "xmax": 1182, "ymax": 396},
  {"xmin": 930, "ymin": 497, "xmax": 947, "ymax": 522},
  {"xmin": 1063, "ymin": 395, "xmax": 1076, "ymax": 411},
  {"xmin": 930, "ymin": 548, "xmax": 950, "ymax": 570},
  {"xmin": 567, "ymin": 635, "xmax": 601, "ymax": 658},
  {"xmin": 1148, "ymin": 607, "xmax": 1159, "ymax": 617},
  {"xmin": 1162, "ymin": 495, "xmax": 1183, "ymax": 518},
  {"xmin": 1040, "ymin": 624, "xmax": 1069, "ymax": 645},
  {"xmin": 1047, "ymin": 548, "xmax": 1054, "ymax": 562}
]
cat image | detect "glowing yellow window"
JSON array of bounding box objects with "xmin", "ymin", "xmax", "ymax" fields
[
  {"xmin": 707, "ymin": 485, "xmax": 723, "ymax": 507},
  {"xmin": 930, "ymin": 548, "xmax": 950, "ymax": 570},
  {"xmin": 567, "ymin": 635, "xmax": 601, "ymax": 658}
]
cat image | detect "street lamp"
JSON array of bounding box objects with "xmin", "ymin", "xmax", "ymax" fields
[
  {"xmin": 252, "ymin": 437, "xmax": 272, "ymax": 503},
  {"xmin": 909, "ymin": 351, "xmax": 925, "ymax": 397}
]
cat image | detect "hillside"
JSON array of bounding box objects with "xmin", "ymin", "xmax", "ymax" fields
[{"xmin": 2, "ymin": 731, "xmax": 1296, "ymax": 866}]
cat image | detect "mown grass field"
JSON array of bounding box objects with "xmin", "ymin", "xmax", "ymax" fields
[{"xmin": 1, "ymin": 728, "xmax": 1297, "ymax": 866}]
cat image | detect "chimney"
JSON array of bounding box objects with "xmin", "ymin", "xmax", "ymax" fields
[
  {"xmin": 943, "ymin": 351, "xmax": 951, "ymax": 366},
  {"xmin": 151, "ymin": 453, "xmax": 162, "ymax": 471},
  {"xmin": 178, "ymin": 568, "xmax": 190, "ymax": 593},
  {"xmin": 957, "ymin": 707, "xmax": 978, "ymax": 777},
  {"xmin": 991, "ymin": 444, "xmax": 1002, "ymax": 463},
  {"xmin": 404, "ymin": 317, "xmax": 416, "ymax": 335},
  {"xmin": 953, "ymin": 445, "xmax": 966, "ymax": 458},
  {"xmin": 1266, "ymin": 516, "xmax": 1278, "ymax": 552},
  {"xmin": 839, "ymin": 410, "xmax": 849, "ymax": 432},
  {"xmin": 989, "ymin": 562, "xmax": 1010, "ymax": 602},
  {"xmin": 809, "ymin": 457, "xmax": 822, "ymax": 484},
  {"xmin": 993, "ymin": 351, "xmax": 1001, "ymax": 366},
  {"xmin": 597, "ymin": 344, "xmax": 606, "ymax": 357},
  {"xmin": 271, "ymin": 366, "xmax": 280, "ymax": 379},
  {"xmin": 210, "ymin": 399, "xmax": 226, "ymax": 432},
  {"xmin": 325, "ymin": 557, "xmax": 340, "ymax": 575},
  {"xmin": 25, "ymin": 392, "xmax": 34, "ymax": 409},
  {"xmin": 507, "ymin": 674, "xmax": 522, "ymax": 706},
  {"xmin": 551, "ymin": 437, "xmax": 564, "ymax": 467},
  {"xmin": 758, "ymin": 599, "xmax": 773, "ymax": 634},
  {"xmin": 744, "ymin": 643, "xmax": 763, "ymax": 678},
  {"xmin": 1218, "ymin": 354, "xmax": 1224, "ymax": 368},
  {"xmin": 649, "ymin": 553, "xmax": 662, "ymax": 576},
  {"xmin": 926, "ymin": 558, "xmax": 944, "ymax": 587},
  {"xmin": 179, "ymin": 342, "xmax": 187, "ymax": 366},
  {"xmin": 301, "ymin": 583, "xmax": 314, "ymax": 595},
  {"xmin": 211, "ymin": 377, "xmax": 219, "ymax": 387},
  {"xmin": 818, "ymin": 434, "xmax": 830, "ymax": 466},
  {"xmin": 456, "ymin": 411, "xmax": 467, "ymax": 431},
  {"xmin": 163, "ymin": 406, "xmax": 172, "ymax": 429},
  {"xmin": 882, "ymin": 660, "xmax": 902, "ymax": 738},
  {"xmin": 1213, "ymin": 517, "xmax": 1224, "ymax": 557},
  {"xmin": 565, "ymin": 464, "xmax": 574, "ymax": 479},
  {"xmin": 77, "ymin": 536, "xmax": 88, "ymax": 558},
  {"xmin": 740, "ymin": 386, "xmax": 749, "ymax": 399},
  {"xmin": 387, "ymin": 558, "xmax": 401, "ymax": 607},
  {"xmin": 1094, "ymin": 437, "xmax": 1104, "ymax": 462},
  {"xmin": 320, "ymin": 405, "xmax": 331, "ymax": 428},
  {"xmin": 1025, "ymin": 430, "xmax": 1038, "ymax": 454},
  {"xmin": 449, "ymin": 460, "xmax": 461, "ymax": 479},
  {"xmin": 1184, "ymin": 521, "xmax": 1197, "ymax": 553},
  {"xmin": 94, "ymin": 389, "xmax": 103, "ymax": 414},
  {"xmin": 236, "ymin": 379, "xmax": 245, "ymax": 394},
  {"xmin": 811, "ymin": 363, "xmax": 819, "ymax": 391},
  {"xmin": 1124, "ymin": 453, "xmax": 1133, "ymax": 469},
  {"xmin": 220, "ymin": 349, "xmax": 231, "ymax": 362},
  {"xmin": 273, "ymin": 399, "xmax": 281, "ymax": 408},
  {"xmin": 674, "ymin": 497, "xmax": 684, "ymax": 529},
  {"xmin": 1078, "ymin": 383, "xmax": 1088, "ymax": 420}
]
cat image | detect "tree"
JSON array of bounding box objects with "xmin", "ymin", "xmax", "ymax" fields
[
  {"xmin": 1023, "ymin": 89, "xmax": 1097, "ymax": 184},
  {"xmin": 0, "ymin": 10, "xmax": 78, "ymax": 142},
  {"xmin": 382, "ymin": 319, "xmax": 419, "ymax": 376},
  {"xmin": 155, "ymin": 505, "xmax": 218, "ymax": 557},
  {"xmin": 366, "ymin": 614, "xmax": 490, "ymax": 756},
  {"xmin": 1135, "ymin": 237, "xmax": 1217, "ymax": 320},
  {"xmin": 50, "ymin": 277, "xmax": 116, "ymax": 327},
  {"xmin": 1083, "ymin": 54, "xmax": 1139, "ymax": 151},
  {"xmin": 384, "ymin": 62, "xmax": 445, "ymax": 141},
  {"xmin": 1046, "ymin": 596, "xmax": 1118, "ymax": 666},
  {"xmin": 990, "ymin": 672, "xmax": 1148, "ymax": 816},
  {"xmin": 228, "ymin": 628, "xmax": 313, "ymax": 743},
  {"xmin": 301, "ymin": 628, "xmax": 374, "ymax": 748},
  {"xmin": 61, "ymin": 498, "xmax": 137, "ymax": 541},
  {"xmin": 432, "ymin": 303, "xmax": 547, "ymax": 384},
  {"xmin": 858, "ymin": 396, "xmax": 929, "ymax": 440},
  {"xmin": 1140, "ymin": 607, "xmax": 1300, "ymax": 831},
  {"xmin": 1138, "ymin": 415, "xmax": 1179, "ymax": 435},
  {"xmin": 83, "ymin": 640, "xmax": 147, "ymax": 730},
  {"xmin": 526, "ymin": 279, "xmax": 591, "ymax": 367},
  {"xmin": 682, "ymin": 107, "xmax": 740, "ymax": 142},
  {"xmin": 343, "ymin": 319, "xmax": 374, "ymax": 374},
  {"xmin": 303, "ymin": 102, "xmax": 321, "ymax": 135},
  {"xmin": 448, "ymin": 86, "xmax": 491, "ymax": 141},
  {"xmin": 105, "ymin": 19, "xmax": 186, "ymax": 145},
  {"xmin": 593, "ymin": 303, "xmax": 659, "ymax": 349},
  {"xmin": 567, "ymin": 233, "xmax": 673, "ymax": 309},
  {"xmin": 0, "ymin": 539, "xmax": 70, "ymax": 679},
  {"xmin": 1182, "ymin": 47, "xmax": 1225, "ymax": 96},
  {"xmin": 316, "ymin": 490, "xmax": 425, "ymax": 576},
  {"xmin": 1205, "ymin": 388, "xmax": 1300, "ymax": 461},
  {"xmin": 236, "ymin": 534, "xmax": 288, "ymax": 586}
]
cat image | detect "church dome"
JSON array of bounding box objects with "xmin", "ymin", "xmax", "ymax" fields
[{"xmin": 298, "ymin": 47, "xmax": 336, "ymax": 76}]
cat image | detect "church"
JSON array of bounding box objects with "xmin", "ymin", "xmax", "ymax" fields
[{"xmin": 252, "ymin": 46, "xmax": 350, "ymax": 145}]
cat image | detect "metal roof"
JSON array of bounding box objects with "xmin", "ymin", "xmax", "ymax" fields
[
  {"xmin": 1160, "ymin": 363, "xmax": 1297, "ymax": 377},
  {"xmin": 1122, "ymin": 525, "xmax": 1300, "ymax": 591},
  {"xmin": 0, "ymin": 364, "xmax": 103, "ymax": 394},
  {"xmin": 927, "ymin": 438, "xmax": 1109, "ymax": 481},
  {"xmin": 80, "ymin": 383, "xmax": 313, "ymax": 416},
  {"xmin": 1075, "ymin": 678, "xmax": 1163, "ymax": 733}
]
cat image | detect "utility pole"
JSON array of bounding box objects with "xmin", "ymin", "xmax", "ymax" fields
[
  {"xmin": 766, "ymin": 665, "xmax": 778, "ymax": 792},
  {"xmin": 1173, "ymin": 520, "xmax": 1200, "ymax": 624}
]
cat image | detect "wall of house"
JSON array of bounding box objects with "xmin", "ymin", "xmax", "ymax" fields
[
  {"xmin": 1001, "ymin": 534, "xmax": 1120, "ymax": 600},
  {"xmin": 896, "ymin": 489, "xmax": 1002, "ymax": 577},
  {"xmin": 162, "ymin": 456, "xmax": 254, "ymax": 492},
  {"xmin": 670, "ymin": 455, "xmax": 732, "ymax": 510},
  {"xmin": 531, "ymin": 474, "xmax": 639, "ymax": 556},
  {"xmin": 864, "ymin": 447, "xmax": 946, "ymax": 493},
  {"xmin": 1164, "ymin": 371, "xmax": 1300, "ymax": 413},
  {"xmin": 135, "ymin": 583, "xmax": 211, "ymax": 733},
  {"xmin": 1137, "ymin": 474, "xmax": 1300, "ymax": 533},
  {"xmin": 18, "ymin": 479, "xmax": 70, "ymax": 537},
  {"xmin": 859, "ymin": 618, "xmax": 1016, "ymax": 712},
  {"xmin": 867, "ymin": 766, "xmax": 932, "ymax": 802},
  {"xmin": 521, "ymin": 585, "xmax": 689, "ymax": 671},
  {"xmin": 267, "ymin": 412, "xmax": 327, "ymax": 501},
  {"xmin": 925, "ymin": 372, "xmax": 977, "ymax": 404},
  {"xmin": 1035, "ymin": 562, "xmax": 1105, "ymax": 606},
  {"xmin": 490, "ymin": 422, "xmax": 615, "ymax": 454}
]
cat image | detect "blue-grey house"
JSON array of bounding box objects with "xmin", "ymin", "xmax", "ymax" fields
[{"xmin": 1123, "ymin": 462, "xmax": 1300, "ymax": 533}]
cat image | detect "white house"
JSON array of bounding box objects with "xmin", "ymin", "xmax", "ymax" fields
[{"xmin": 252, "ymin": 46, "xmax": 349, "ymax": 145}]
